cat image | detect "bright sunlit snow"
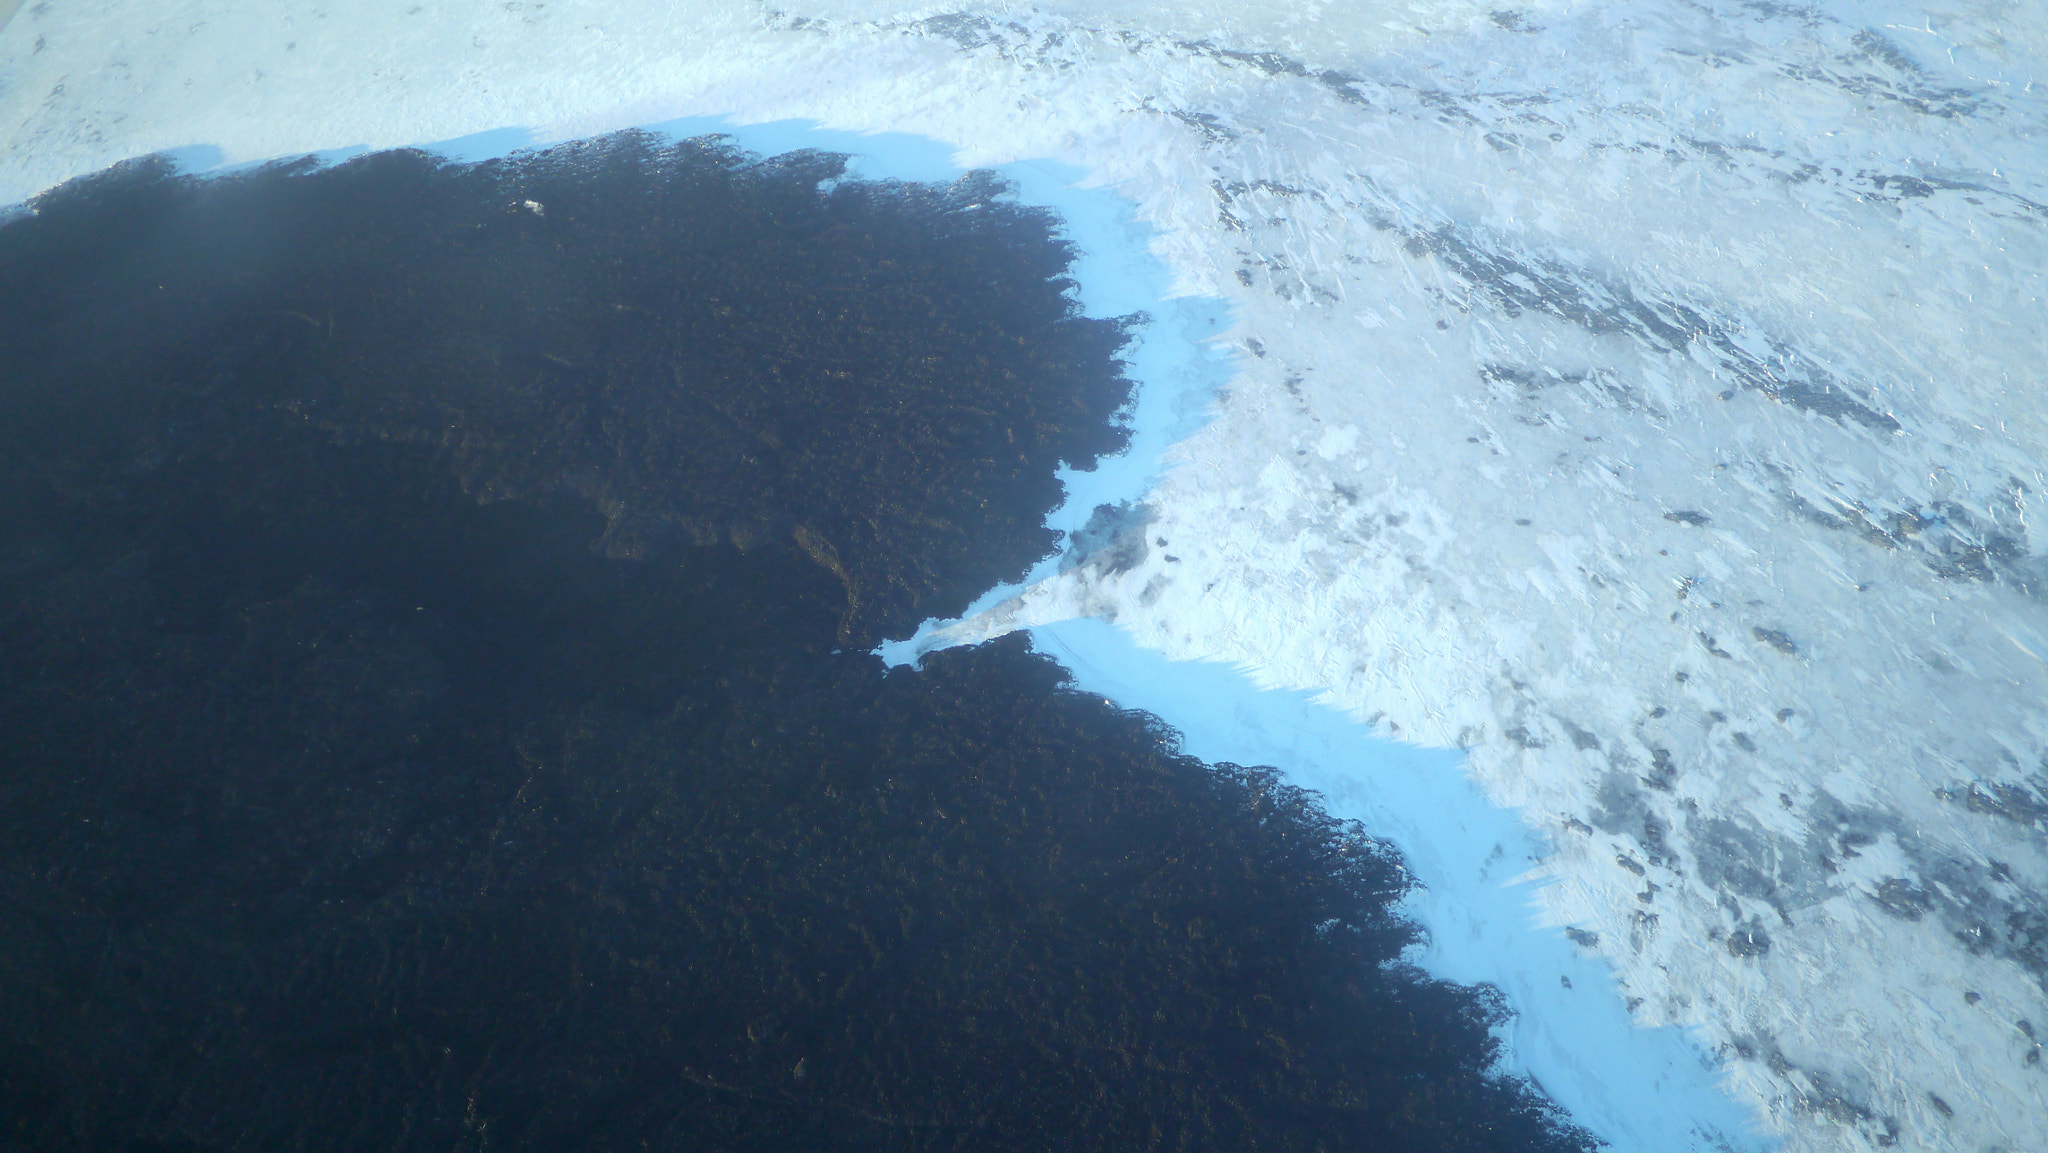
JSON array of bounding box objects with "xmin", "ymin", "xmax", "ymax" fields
[{"xmin": 5, "ymin": 3, "xmax": 2045, "ymax": 1151}]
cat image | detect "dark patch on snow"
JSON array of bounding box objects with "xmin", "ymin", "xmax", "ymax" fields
[
  {"xmin": 1172, "ymin": 39, "xmax": 1371, "ymax": 107},
  {"xmin": 1170, "ymin": 109, "xmax": 1239, "ymax": 143},
  {"xmin": 1060, "ymin": 501, "xmax": 1156, "ymax": 576},
  {"xmin": 1873, "ymin": 878, "xmax": 1932, "ymax": 921},
  {"xmin": 1726, "ymin": 921, "xmax": 1772, "ymax": 958},
  {"xmin": 1407, "ymin": 224, "xmax": 1902, "ymax": 433},
  {"xmin": 1642, "ymin": 747, "xmax": 1678, "ymax": 792},
  {"xmin": 1693, "ymin": 818, "xmax": 1796, "ymax": 905},
  {"xmin": 1801, "ymin": 795, "xmax": 2048, "ymax": 987},
  {"xmin": 1560, "ymin": 720, "xmax": 1602, "ymax": 751},
  {"xmin": 1751, "ymin": 626, "xmax": 1799, "ymax": 655},
  {"xmin": 1592, "ymin": 773, "xmax": 1674, "ymax": 867}
]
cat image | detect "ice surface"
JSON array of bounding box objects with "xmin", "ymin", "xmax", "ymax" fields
[{"xmin": 6, "ymin": 2, "xmax": 2047, "ymax": 1150}]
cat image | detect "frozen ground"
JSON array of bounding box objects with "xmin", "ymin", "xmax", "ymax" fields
[{"xmin": 6, "ymin": 3, "xmax": 2047, "ymax": 1151}]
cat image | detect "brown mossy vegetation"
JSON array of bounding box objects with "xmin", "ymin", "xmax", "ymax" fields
[{"xmin": 0, "ymin": 136, "xmax": 1597, "ymax": 1152}]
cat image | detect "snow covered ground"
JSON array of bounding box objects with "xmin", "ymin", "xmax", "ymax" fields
[{"xmin": 6, "ymin": 3, "xmax": 2046, "ymax": 1151}]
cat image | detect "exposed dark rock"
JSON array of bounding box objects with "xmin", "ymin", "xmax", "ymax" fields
[
  {"xmin": 1801, "ymin": 794, "xmax": 2048, "ymax": 987},
  {"xmin": 1692, "ymin": 818, "xmax": 1806, "ymax": 905},
  {"xmin": 1751, "ymin": 627, "xmax": 1799, "ymax": 655},
  {"xmin": 1059, "ymin": 500, "xmax": 1156, "ymax": 576},
  {"xmin": 1559, "ymin": 720, "xmax": 1602, "ymax": 751},
  {"xmin": 1642, "ymin": 747, "xmax": 1678, "ymax": 791},
  {"xmin": 1873, "ymin": 878, "xmax": 1932, "ymax": 921},
  {"xmin": 1405, "ymin": 223, "xmax": 1901, "ymax": 433},
  {"xmin": 1592, "ymin": 773, "xmax": 1674, "ymax": 867},
  {"xmin": 1940, "ymin": 774, "xmax": 2048, "ymax": 829},
  {"xmin": 1726, "ymin": 921, "xmax": 1772, "ymax": 958}
]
